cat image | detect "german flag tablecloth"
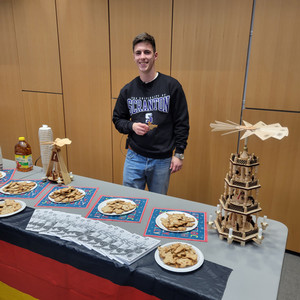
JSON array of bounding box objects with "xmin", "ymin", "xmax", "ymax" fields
[{"xmin": 0, "ymin": 207, "xmax": 232, "ymax": 300}]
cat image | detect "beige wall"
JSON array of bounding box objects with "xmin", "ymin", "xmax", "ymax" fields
[
  {"xmin": 56, "ymin": 0, "xmax": 112, "ymax": 181},
  {"xmin": 170, "ymin": 0, "xmax": 253, "ymax": 204},
  {"xmin": 12, "ymin": 0, "xmax": 62, "ymax": 93},
  {"xmin": 0, "ymin": 0, "xmax": 299, "ymax": 252},
  {"xmin": 244, "ymin": 0, "xmax": 300, "ymax": 252},
  {"xmin": 0, "ymin": 0, "xmax": 26, "ymax": 155}
]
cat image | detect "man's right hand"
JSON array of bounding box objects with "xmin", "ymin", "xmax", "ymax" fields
[{"xmin": 132, "ymin": 123, "xmax": 150, "ymax": 135}]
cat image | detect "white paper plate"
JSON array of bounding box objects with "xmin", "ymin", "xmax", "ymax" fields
[
  {"xmin": 0, "ymin": 171, "xmax": 6, "ymax": 179},
  {"xmin": 154, "ymin": 242, "xmax": 204, "ymax": 273},
  {"xmin": 155, "ymin": 211, "xmax": 198, "ymax": 232},
  {"xmin": 48, "ymin": 188, "xmax": 86, "ymax": 203},
  {"xmin": 98, "ymin": 198, "xmax": 137, "ymax": 215},
  {"xmin": 0, "ymin": 200, "xmax": 26, "ymax": 218},
  {"xmin": 0, "ymin": 181, "xmax": 37, "ymax": 195}
]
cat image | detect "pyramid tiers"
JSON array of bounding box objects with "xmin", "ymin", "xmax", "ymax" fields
[{"xmin": 212, "ymin": 144, "xmax": 264, "ymax": 246}]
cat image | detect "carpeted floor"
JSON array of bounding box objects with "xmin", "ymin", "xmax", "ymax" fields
[{"xmin": 277, "ymin": 251, "xmax": 300, "ymax": 300}]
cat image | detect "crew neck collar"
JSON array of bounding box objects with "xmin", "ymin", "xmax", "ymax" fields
[{"xmin": 142, "ymin": 72, "xmax": 159, "ymax": 84}]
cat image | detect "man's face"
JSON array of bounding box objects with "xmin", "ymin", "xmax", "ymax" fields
[{"xmin": 133, "ymin": 42, "xmax": 158, "ymax": 74}]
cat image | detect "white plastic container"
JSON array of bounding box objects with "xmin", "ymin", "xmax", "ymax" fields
[{"xmin": 38, "ymin": 124, "xmax": 53, "ymax": 174}]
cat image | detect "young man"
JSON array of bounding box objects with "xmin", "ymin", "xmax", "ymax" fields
[{"xmin": 112, "ymin": 32, "xmax": 189, "ymax": 194}]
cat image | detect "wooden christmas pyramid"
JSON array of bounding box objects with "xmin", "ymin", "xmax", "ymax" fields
[
  {"xmin": 208, "ymin": 120, "xmax": 288, "ymax": 246},
  {"xmin": 41, "ymin": 138, "xmax": 72, "ymax": 185}
]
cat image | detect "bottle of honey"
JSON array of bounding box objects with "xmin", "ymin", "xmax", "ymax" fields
[{"xmin": 15, "ymin": 137, "xmax": 33, "ymax": 172}]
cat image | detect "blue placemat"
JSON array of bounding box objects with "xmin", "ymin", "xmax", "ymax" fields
[
  {"xmin": 144, "ymin": 208, "xmax": 207, "ymax": 242},
  {"xmin": 35, "ymin": 186, "xmax": 98, "ymax": 209},
  {"xmin": 85, "ymin": 195, "xmax": 148, "ymax": 223},
  {"xmin": 0, "ymin": 169, "xmax": 16, "ymax": 186},
  {"xmin": 0, "ymin": 180, "xmax": 50, "ymax": 199}
]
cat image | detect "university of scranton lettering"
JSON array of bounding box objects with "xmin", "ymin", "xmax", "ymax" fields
[{"xmin": 127, "ymin": 95, "xmax": 170, "ymax": 115}]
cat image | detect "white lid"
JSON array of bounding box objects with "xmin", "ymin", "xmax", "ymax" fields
[{"xmin": 39, "ymin": 124, "xmax": 52, "ymax": 131}]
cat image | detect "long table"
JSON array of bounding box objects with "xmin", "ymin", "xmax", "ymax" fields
[{"xmin": 0, "ymin": 159, "xmax": 288, "ymax": 299}]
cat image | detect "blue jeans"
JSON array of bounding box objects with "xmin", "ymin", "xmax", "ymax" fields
[{"xmin": 123, "ymin": 149, "xmax": 172, "ymax": 195}]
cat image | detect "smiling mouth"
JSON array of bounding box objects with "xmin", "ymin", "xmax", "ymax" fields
[{"xmin": 139, "ymin": 62, "xmax": 148, "ymax": 68}]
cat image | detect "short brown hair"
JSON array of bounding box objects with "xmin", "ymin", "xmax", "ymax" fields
[{"xmin": 132, "ymin": 32, "xmax": 156, "ymax": 52}]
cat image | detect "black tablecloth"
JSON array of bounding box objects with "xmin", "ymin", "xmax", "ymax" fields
[{"xmin": 0, "ymin": 207, "xmax": 232, "ymax": 300}]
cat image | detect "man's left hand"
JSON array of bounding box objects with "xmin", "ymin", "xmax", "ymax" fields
[{"xmin": 170, "ymin": 156, "xmax": 183, "ymax": 173}]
